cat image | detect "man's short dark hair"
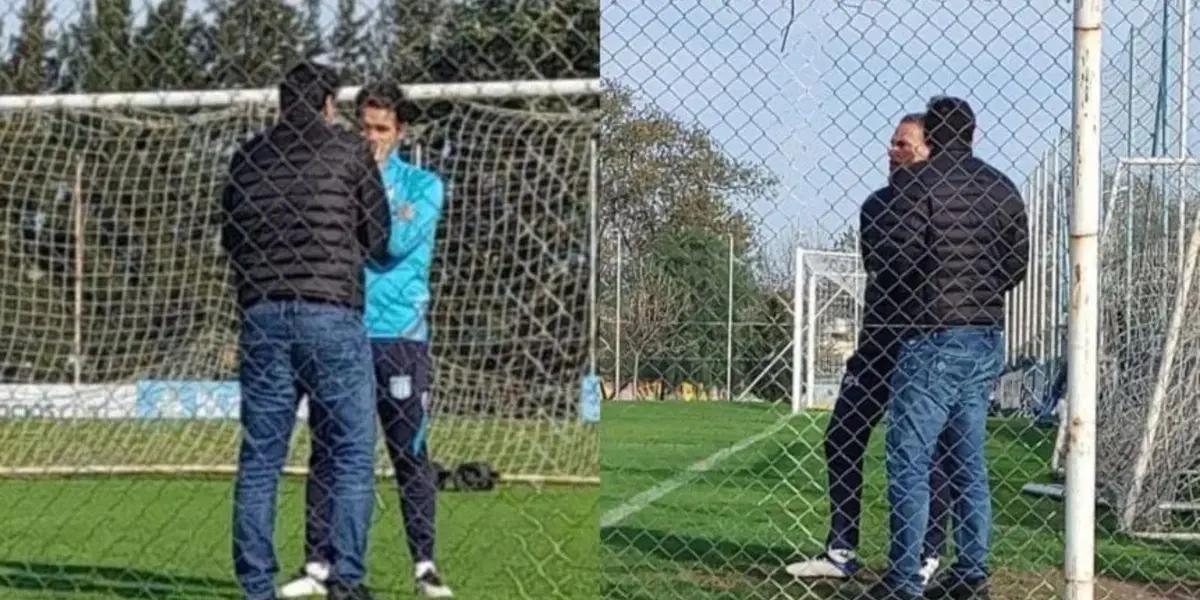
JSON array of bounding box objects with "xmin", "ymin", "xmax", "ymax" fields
[
  {"xmin": 924, "ymin": 96, "xmax": 975, "ymax": 152},
  {"xmin": 279, "ymin": 61, "xmax": 340, "ymax": 118},
  {"xmin": 355, "ymin": 81, "xmax": 416, "ymax": 124},
  {"xmin": 899, "ymin": 112, "xmax": 925, "ymax": 126}
]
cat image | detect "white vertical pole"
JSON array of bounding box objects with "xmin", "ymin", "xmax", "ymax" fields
[
  {"xmin": 792, "ymin": 248, "xmax": 805, "ymax": 414},
  {"xmin": 73, "ymin": 159, "xmax": 84, "ymax": 387},
  {"xmin": 615, "ymin": 237, "xmax": 623, "ymax": 401},
  {"xmin": 806, "ymin": 261, "xmax": 817, "ymax": 410},
  {"xmin": 1035, "ymin": 158, "xmax": 1045, "ymax": 362},
  {"xmin": 726, "ymin": 235, "xmax": 735, "ymax": 401},
  {"xmin": 1052, "ymin": 138, "xmax": 1061, "ymax": 361},
  {"xmin": 1179, "ymin": 0, "xmax": 1191, "ymax": 276},
  {"xmin": 587, "ymin": 139, "xmax": 598, "ymax": 377},
  {"xmin": 1042, "ymin": 149, "xmax": 1052, "ymax": 362},
  {"xmin": 1005, "ymin": 278, "xmax": 1013, "ymax": 364},
  {"xmin": 1066, "ymin": 1, "xmax": 1101, "ymax": 598},
  {"xmin": 1023, "ymin": 179, "xmax": 1032, "ymax": 358}
]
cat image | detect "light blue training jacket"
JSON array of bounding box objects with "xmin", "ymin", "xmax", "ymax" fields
[{"xmin": 364, "ymin": 150, "xmax": 446, "ymax": 342}]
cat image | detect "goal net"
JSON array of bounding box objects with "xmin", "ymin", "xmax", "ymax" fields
[
  {"xmin": 0, "ymin": 81, "xmax": 599, "ymax": 483},
  {"xmin": 1090, "ymin": 157, "xmax": 1200, "ymax": 536},
  {"xmin": 792, "ymin": 249, "xmax": 864, "ymax": 412}
]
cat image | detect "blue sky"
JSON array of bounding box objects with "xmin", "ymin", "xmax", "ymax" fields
[
  {"xmin": 5, "ymin": 0, "xmax": 1198, "ymax": 250},
  {"xmin": 602, "ymin": 0, "xmax": 1200, "ymax": 249}
]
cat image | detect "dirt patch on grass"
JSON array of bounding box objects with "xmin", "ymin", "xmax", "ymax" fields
[
  {"xmin": 989, "ymin": 569, "xmax": 1200, "ymax": 600},
  {"xmin": 750, "ymin": 566, "xmax": 1200, "ymax": 600}
]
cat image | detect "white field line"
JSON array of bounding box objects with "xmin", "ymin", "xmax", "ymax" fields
[{"xmin": 600, "ymin": 414, "xmax": 794, "ymax": 529}]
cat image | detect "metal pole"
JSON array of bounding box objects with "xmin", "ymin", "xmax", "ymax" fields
[
  {"xmin": 1043, "ymin": 149, "xmax": 1052, "ymax": 362},
  {"xmin": 806, "ymin": 261, "xmax": 817, "ymax": 409},
  {"xmin": 1036, "ymin": 156, "xmax": 1046, "ymax": 362},
  {"xmin": 792, "ymin": 248, "xmax": 805, "ymax": 414},
  {"xmin": 615, "ymin": 237, "xmax": 622, "ymax": 401},
  {"xmin": 73, "ymin": 159, "xmax": 84, "ymax": 387},
  {"xmin": 1053, "ymin": 136, "xmax": 1062, "ymax": 362},
  {"xmin": 1066, "ymin": 1, "xmax": 1102, "ymax": 598},
  {"xmin": 1027, "ymin": 177, "xmax": 1036, "ymax": 355},
  {"xmin": 587, "ymin": 139, "xmax": 598, "ymax": 376},
  {"xmin": 726, "ymin": 235, "xmax": 735, "ymax": 401},
  {"xmin": 1179, "ymin": 0, "xmax": 1190, "ymax": 276}
]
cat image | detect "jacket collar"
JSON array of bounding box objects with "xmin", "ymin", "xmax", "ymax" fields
[{"xmin": 931, "ymin": 139, "xmax": 973, "ymax": 158}]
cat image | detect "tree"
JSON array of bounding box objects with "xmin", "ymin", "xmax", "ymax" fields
[
  {"xmin": 5, "ymin": 0, "xmax": 53, "ymax": 93},
  {"xmin": 606, "ymin": 257, "xmax": 686, "ymax": 395},
  {"xmin": 378, "ymin": 0, "xmax": 452, "ymax": 83},
  {"xmin": 636, "ymin": 228, "xmax": 759, "ymax": 391},
  {"xmin": 438, "ymin": 0, "xmax": 598, "ymax": 82},
  {"xmin": 87, "ymin": 0, "xmax": 134, "ymax": 91},
  {"xmin": 131, "ymin": 0, "xmax": 206, "ymax": 90},
  {"xmin": 332, "ymin": 0, "xmax": 370, "ymax": 84},
  {"xmin": 600, "ymin": 83, "xmax": 770, "ymax": 259},
  {"xmin": 206, "ymin": 0, "xmax": 308, "ymax": 87},
  {"xmin": 303, "ymin": 0, "xmax": 324, "ymax": 58}
]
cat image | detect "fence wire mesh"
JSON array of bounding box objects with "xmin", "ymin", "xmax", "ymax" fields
[
  {"xmin": 0, "ymin": 1, "xmax": 599, "ymax": 599},
  {"xmin": 601, "ymin": 1, "xmax": 1200, "ymax": 600}
]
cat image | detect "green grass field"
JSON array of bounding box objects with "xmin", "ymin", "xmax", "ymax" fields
[
  {"xmin": 0, "ymin": 419, "xmax": 599, "ymax": 600},
  {"xmin": 599, "ymin": 401, "xmax": 1200, "ymax": 600}
]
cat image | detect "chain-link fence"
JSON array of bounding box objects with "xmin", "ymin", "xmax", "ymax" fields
[
  {"xmin": 0, "ymin": 1, "xmax": 599, "ymax": 599},
  {"xmin": 601, "ymin": 1, "xmax": 1200, "ymax": 599}
]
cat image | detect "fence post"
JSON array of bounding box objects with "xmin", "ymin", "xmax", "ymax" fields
[{"xmin": 1065, "ymin": 1, "xmax": 1102, "ymax": 598}]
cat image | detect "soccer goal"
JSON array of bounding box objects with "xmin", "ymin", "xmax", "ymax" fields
[
  {"xmin": 0, "ymin": 79, "xmax": 600, "ymax": 485},
  {"xmin": 1031, "ymin": 157, "xmax": 1200, "ymax": 538},
  {"xmin": 791, "ymin": 249, "xmax": 864, "ymax": 413}
]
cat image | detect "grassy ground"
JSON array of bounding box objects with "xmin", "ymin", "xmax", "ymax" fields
[
  {"xmin": 0, "ymin": 417, "xmax": 598, "ymax": 600},
  {"xmin": 0, "ymin": 418, "xmax": 597, "ymax": 483},
  {"xmin": 599, "ymin": 401, "xmax": 1200, "ymax": 600}
]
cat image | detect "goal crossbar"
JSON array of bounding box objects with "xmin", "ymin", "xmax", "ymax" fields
[{"xmin": 0, "ymin": 78, "xmax": 602, "ymax": 111}]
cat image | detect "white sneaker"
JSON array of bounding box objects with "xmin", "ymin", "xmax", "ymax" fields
[
  {"xmin": 278, "ymin": 561, "xmax": 330, "ymax": 598},
  {"xmin": 918, "ymin": 556, "xmax": 941, "ymax": 586},
  {"xmin": 784, "ymin": 548, "xmax": 862, "ymax": 579},
  {"xmin": 414, "ymin": 562, "xmax": 454, "ymax": 598}
]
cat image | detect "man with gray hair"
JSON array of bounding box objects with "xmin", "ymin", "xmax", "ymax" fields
[{"xmin": 787, "ymin": 113, "xmax": 951, "ymax": 586}]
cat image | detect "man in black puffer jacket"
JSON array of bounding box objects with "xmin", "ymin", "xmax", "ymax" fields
[
  {"xmin": 223, "ymin": 61, "xmax": 388, "ymax": 600},
  {"xmin": 863, "ymin": 97, "xmax": 1028, "ymax": 600}
]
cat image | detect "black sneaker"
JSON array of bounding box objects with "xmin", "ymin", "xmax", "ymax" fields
[
  {"xmin": 327, "ymin": 581, "xmax": 374, "ymax": 600},
  {"xmin": 923, "ymin": 572, "xmax": 990, "ymax": 600}
]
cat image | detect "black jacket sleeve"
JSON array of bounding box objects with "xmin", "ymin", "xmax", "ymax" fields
[
  {"xmin": 887, "ymin": 164, "xmax": 931, "ymax": 289},
  {"xmin": 859, "ymin": 195, "xmax": 872, "ymax": 271},
  {"xmin": 997, "ymin": 180, "xmax": 1029, "ymax": 294},
  {"xmin": 355, "ymin": 143, "xmax": 390, "ymax": 261}
]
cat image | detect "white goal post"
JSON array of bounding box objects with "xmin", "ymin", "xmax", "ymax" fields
[
  {"xmin": 0, "ymin": 79, "xmax": 602, "ymax": 110},
  {"xmin": 0, "ymin": 78, "xmax": 601, "ymax": 485},
  {"xmin": 791, "ymin": 248, "xmax": 864, "ymax": 414}
]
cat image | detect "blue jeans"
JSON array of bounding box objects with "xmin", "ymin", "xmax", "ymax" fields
[
  {"xmin": 232, "ymin": 300, "xmax": 377, "ymax": 600},
  {"xmin": 825, "ymin": 328, "xmax": 951, "ymax": 559},
  {"xmin": 883, "ymin": 326, "xmax": 1003, "ymax": 596}
]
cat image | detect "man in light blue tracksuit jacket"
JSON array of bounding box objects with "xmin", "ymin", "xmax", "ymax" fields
[{"xmin": 281, "ymin": 81, "xmax": 454, "ymax": 600}]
